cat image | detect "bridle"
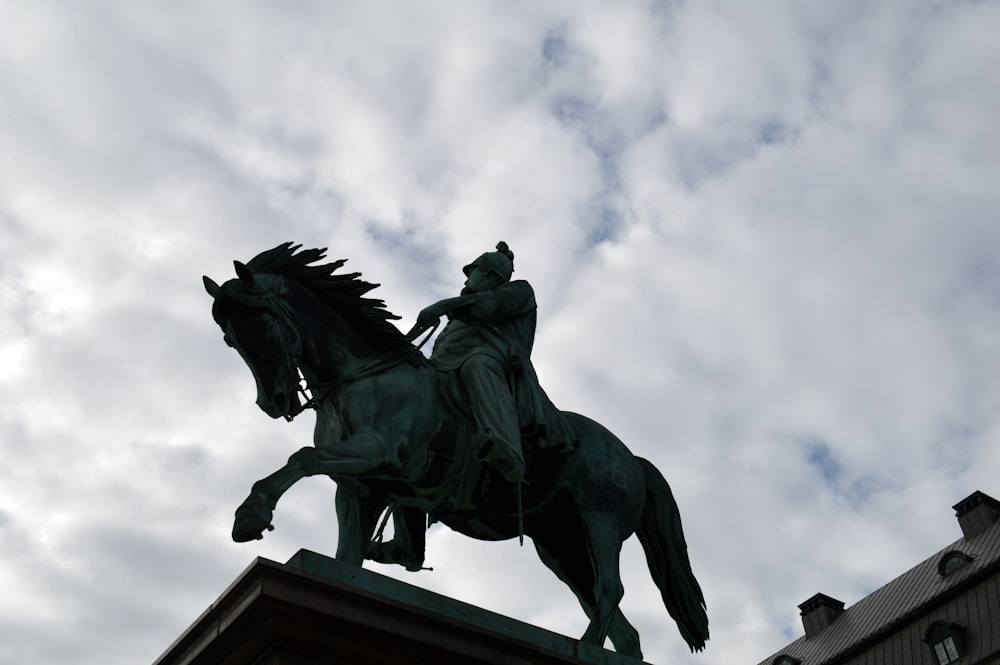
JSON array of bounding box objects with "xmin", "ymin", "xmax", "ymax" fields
[
  {"xmin": 253, "ymin": 290, "xmax": 431, "ymax": 423},
  {"xmin": 224, "ymin": 284, "xmax": 310, "ymax": 423}
]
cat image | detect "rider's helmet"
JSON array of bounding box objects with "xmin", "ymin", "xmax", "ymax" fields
[{"xmin": 463, "ymin": 241, "xmax": 514, "ymax": 282}]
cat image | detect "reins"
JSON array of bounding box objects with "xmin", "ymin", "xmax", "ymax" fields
[
  {"xmin": 405, "ymin": 318, "xmax": 440, "ymax": 350},
  {"xmin": 285, "ymin": 346, "xmax": 424, "ymax": 422}
]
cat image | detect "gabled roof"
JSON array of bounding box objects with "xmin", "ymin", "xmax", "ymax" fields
[{"xmin": 756, "ymin": 509, "xmax": 1000, "ymax": 665}]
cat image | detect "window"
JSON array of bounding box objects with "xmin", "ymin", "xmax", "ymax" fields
[
  {"xmin": 933, "ymin": 636, "xmax": 960, "ymax": 664},
  {"xmin": 773, "ymin": 657, "xmax": 801, "ymax": 665},
  {"xmin": 938, "ymin": 550, "xmax": 974, "ymax": 576},
  {"xmin": 924, "ymin": 621, "xmax": 967, "ymax": 665}
]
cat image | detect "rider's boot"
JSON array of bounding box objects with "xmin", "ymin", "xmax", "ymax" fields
[{"xmin": 474, "ymin": 432, "xmax": 526, "ymax": 483}]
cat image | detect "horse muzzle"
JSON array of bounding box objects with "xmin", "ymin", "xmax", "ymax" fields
[{"xmin": 256, "ymin": 386, "xmax": 302, "ymax": 420}]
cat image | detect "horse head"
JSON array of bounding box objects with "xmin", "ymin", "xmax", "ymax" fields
[
  {"xmin": 204, "ymin": 243, "xmax": 412, "ymax": 421},
  {"xmin": 204, "ymin": 262, "xmax": 305, "ymax": 421}
]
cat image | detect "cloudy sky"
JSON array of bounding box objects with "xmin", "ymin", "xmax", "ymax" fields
[{"xmin": 2, "ymin": 1, "xmax": 999, "ymax": 663}]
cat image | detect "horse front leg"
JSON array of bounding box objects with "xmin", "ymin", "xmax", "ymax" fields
[
  {"xmin": 365, "ymin": 505, "xmax": 427, "ymax": 572},
  {"xmin": 291, "ymin": 429, "xmax": 401, "ymax": 478},
  {"xmin": 233, "ymin": 430, "xmax": 399, "ymax": 543},
  {"xmin": 334, "ymin": 483, "xmax": 385, "ymax": 565},
  {"xmin": 233, "ymin": 459, "xmax": 308, "ymax": 542}
]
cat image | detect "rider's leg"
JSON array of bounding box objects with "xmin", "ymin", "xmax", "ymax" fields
[{"xmin": 460, "ymin": 355, "xmax": 525, "ymax": 481}]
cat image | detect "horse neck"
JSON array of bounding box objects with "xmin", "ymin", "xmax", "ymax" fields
[{"xmin": 295, "ymin": 301, "xmax": 382, "ymax": 386}]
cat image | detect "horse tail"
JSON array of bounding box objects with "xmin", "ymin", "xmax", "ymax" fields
[{"xmin": 635, "ymin": 457, "xmax": 709, "ymax": 652}]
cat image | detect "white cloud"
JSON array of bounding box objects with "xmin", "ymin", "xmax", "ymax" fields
[{"xmin": 1, "ymin": 1, "xmax": 998, "ymax": 663}]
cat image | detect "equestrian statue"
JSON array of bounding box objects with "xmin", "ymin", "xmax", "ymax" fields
[{"xmin": 203, "ymin": 242, "xmax": 708, "ymax": 658}]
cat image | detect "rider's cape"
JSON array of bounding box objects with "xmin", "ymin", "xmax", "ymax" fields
[{"xmin": 430, "ymin": 279, "xmax": 577, "ymax": 453}]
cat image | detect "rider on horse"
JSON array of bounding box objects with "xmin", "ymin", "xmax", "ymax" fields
[
  {"xmin": 411, "ymin": 241, "xmax": 575, "ymax": 482},
  {"xmin": 369, "ymin": 242, "xmax": 576, "ymax": 570},
  {"xmin": 209, "ymin": 242, "xmax": 708, "ymax": 654}
]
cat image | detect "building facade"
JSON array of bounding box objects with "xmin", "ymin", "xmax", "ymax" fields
[{"xmin": 756, "ymin": 491, "xmax": 1000, "ymax": 665}]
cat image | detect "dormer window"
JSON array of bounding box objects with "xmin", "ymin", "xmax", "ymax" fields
[
  {"xmin": 924, "ymin": 621, "xmax": 967, "ymax": 664},
  {"xmin": 773, "ymin": 657, "xmax": 801, "ymax": 665},
  {"xmin": 938, "ymin": 550, "xmax": 974, "ymax": 576}
]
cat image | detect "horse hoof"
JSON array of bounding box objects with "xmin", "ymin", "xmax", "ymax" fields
[
  {"xmin": 232, "ymin": 501, "xmax": 274, "ymax": 542},
  {"xmin": 581, "ymin": 626, "xmax": 604, "ymax": 647},
  {"xmin": 233, "ymin": 519, "xmax": 274, "ymax": 542}
]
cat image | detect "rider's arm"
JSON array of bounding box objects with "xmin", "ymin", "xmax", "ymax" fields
[
  {"xmin": 452, "ymin": 281, "xmax": 536, "ymax": 323},
  {"xmin": 413, "ymin": 281, "xmax": 535, "ymax": 331}
]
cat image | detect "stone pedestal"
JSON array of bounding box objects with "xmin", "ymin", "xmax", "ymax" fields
[{"xmin": 153, "ymin": 549, "xmax": 645, "ymax": 665}]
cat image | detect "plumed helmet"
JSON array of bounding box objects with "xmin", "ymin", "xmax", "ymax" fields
[{"xmin": 463, "ymin": 241, "xmax": 515, "ymax": 281}]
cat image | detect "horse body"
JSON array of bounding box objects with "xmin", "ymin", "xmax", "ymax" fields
[{"xmin": 205, "ymin": 244, "xmax": 707, "ymax": 657}]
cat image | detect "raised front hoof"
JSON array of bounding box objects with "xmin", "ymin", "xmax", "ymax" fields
[{"xmin": 232, "ymin": 502, "xmax": 275, "ymax": 542}]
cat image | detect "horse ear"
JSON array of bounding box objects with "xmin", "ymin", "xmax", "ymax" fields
[
  {"xmin": 203, "ymin": 275, "xmax": 220, "ymax": 298},
  {"xmin": 234, "ymin": 260, "xmax": 254, "ymax": 284}
]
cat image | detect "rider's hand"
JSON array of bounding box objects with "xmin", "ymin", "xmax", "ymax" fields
[
  {"xmin": 415, "ymin": 303, "xmax": 445, "ymax": 329},
  {"xmin": 407, "ymin": 301, "xmax": 448, "ymax": 340}
]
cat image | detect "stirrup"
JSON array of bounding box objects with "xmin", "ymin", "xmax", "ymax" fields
[{"xmin": 474, "ymin": 434, "xmax": 525, "ymax": 483}]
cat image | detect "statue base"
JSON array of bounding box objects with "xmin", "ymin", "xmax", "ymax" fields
[{"xmin": 153, "ymin": 549, "xmax": 646, "ymax": 665}]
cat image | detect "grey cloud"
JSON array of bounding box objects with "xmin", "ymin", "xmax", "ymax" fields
[{"xmin": 1, "ymin": 2, "xmax": 999, "ymax": 664}]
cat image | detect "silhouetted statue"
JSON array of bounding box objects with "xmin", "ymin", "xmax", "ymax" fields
[
  {"xmin": 204, "ymin": 242, "xmax": 708, "ymax": 658},
  {"xmin": 411, "ymin": 241, "xmax": 574, "ymax": 482}
]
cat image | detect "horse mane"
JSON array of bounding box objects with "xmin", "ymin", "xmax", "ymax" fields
[{"xmin": 244, "ymin": 242, "xmax": 413, "ymax": 355}]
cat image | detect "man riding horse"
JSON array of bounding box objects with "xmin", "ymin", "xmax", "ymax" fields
[
  {"xmin": 369, "ymin": 242, "xmax": 576, "ymax": 570},
  {"xmin": 206, "ymin": 242, "xmax": 709, "ymax": 655},
  {"xmin": 412, "ymin": 241, "xmax": 575, "ymax": 482}
]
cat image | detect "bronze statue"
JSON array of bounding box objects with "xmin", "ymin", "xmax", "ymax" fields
[
  {"xmin": 203, "ymin": 242, "xmax": 708, "ymax": 657},
  {"xmin": 411, "ymin": 241, "xmax": 574, "ymax": 483}
]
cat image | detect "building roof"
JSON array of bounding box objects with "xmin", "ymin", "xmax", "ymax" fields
[{"xmin": 756, "ymin": 492, "xmax": 1000, "ymax": 665}]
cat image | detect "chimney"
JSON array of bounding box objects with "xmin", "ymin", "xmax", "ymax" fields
[
  {"xmin": 798, "ymin": 593, "xmax": 845, "ymax": 638},
  {"xmin": 953, "ymin": 491, "xmax": 1000, "ymax": 540}
]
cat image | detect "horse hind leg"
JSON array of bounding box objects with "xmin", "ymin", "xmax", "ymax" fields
[
  {"xmin": 607, "ymin": 607, "xmax": 642, "ymax": 658},
  {"xmin": 532, "ymin": 518, "xmax": 642, "ymax": 659},
  {"xmin": 578, "ymin": 512, "xmax": 632, "ymax": 651}
]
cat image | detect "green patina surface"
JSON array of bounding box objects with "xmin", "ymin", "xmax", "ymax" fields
[{"xmin": 204, "ymin": 242, "xmax": 709, "ymax": 657}]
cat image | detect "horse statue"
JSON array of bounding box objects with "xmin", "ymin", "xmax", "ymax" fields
[{"xmin": 203, "ymin": 243, "xmax": 708, "ymax": 658}]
